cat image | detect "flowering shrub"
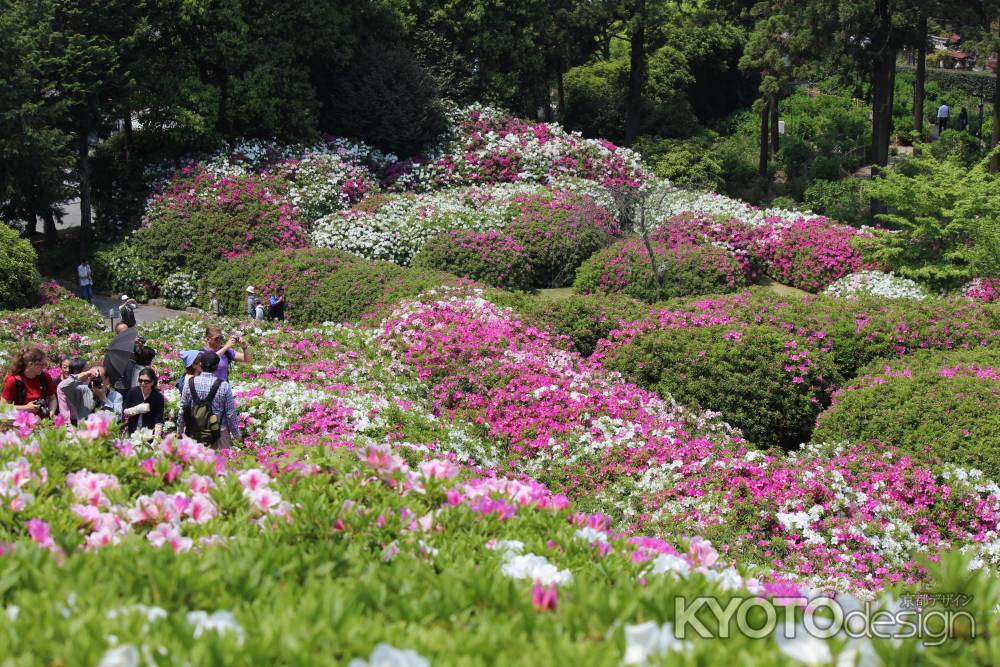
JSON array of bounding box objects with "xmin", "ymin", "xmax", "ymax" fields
[
  {"xmin": 814, "ymin": 348, "xmax": 1000, "ymax": 477},
  {"xmin": 0, "ymin": 224, "xmax": 41, "ymax": 309},
  {"xmin": 161, "ymin": 271, "xmax": 200, "ymax": 310},
  {"xmin": 574, "ymin": 234, "xmax": 749, "ymax": 303},
  {"xmin": 504, "ymin": 190, "xmax": 619, "ymax": 287},
  {"xmin": 412, "ymin": 230, "xmax": 532, "ymax": 291},
  {"xmin": 824, "ymin": 271, "xmax": 928, "ymax": 300},
  {"xmin": 397, "ymin": 105, "xmax": 647, "ymax": 191},
  {"xmin": 268, "ymin": 153, "xmax": 378, "ymax": 223},
  {"xmin": 134, "ymin": 167, "xmax": 308, "ymax": 284},
  {"xmin": 205, "ymin": 248, "xmax": 455, "ymax": 324},
  {"xmin": 92, "ymin": 241, "xmax": 157, "ymax": 302},
  {"xmin": 966, "ymin": 278, "xmax": 1000, "ymax": 303},
  {"xmin": 757, "ymin": 216, "xmax": 877, "ymax": 292},
  {"xmin": 517, "ymin": 293, "xmax": 651, "ymax": 357},
  {"xmin": 601, "ymin": 324, "xmax": 842, "ymax": 448},
  {"xmin": 311, "ymin": 183, "xmax": 545, "ymax": 265}
]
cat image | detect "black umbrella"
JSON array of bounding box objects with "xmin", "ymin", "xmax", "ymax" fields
[{"xmin": 104, "ymin": 327, "xmax": 138, "ymax": 388}]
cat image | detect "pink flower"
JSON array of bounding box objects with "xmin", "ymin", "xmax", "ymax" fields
[
  {"xmin": 78, "ymin": 412, "xmax": 111, "ymax": 440},
  {"xmin": 26, "ymin": 517, "xmax": 54, "ymax": 548},
  {"xmin": 531, "ymin": 581, "xmax": 558, "ymax": 611},
  {"xmin": 147, "ymin": 523, "xmax": 193, "ymax": 552}
]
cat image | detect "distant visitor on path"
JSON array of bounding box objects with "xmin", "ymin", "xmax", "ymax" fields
[
  {"xmin": 245, "ymin": 285, "xmax": 258, "ymax": 318},
  {"xmin": 77, "ymin": 260, "xmax": 93, "ymax": 303},
  {"xmin": 937, "ymin": 102, "xmax": 950, "ymax": 134},
  {"xmin": 268, "ymin": 287, "xmax": 286, "ymax": 322},
  {"xmin": 208, "ymin": 289, "xmax": 222, "ymax": 316},
  {"xmin": 957, "ymin": 107, "xmax": 969, "ymax": 132},
  {"xmin": 202, "ymin": 325, "xmax": 250, "ymax": 383},
  {"xmin": 119, "ymin": 295, "xmax": 138, "ymax": 328}
]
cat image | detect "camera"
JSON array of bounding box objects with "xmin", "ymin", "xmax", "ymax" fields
[{"xmin": 33, "ymin": 399, "xmax": 50, "ymax": 418}]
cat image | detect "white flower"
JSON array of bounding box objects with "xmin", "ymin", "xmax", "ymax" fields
[
  {"xmin": 186, "ymin": 610, "xmax": 245, "ymax": 645},
  {"xmin": 647, "ymin": 553, "xmax": 691, "ymax": 578},
  {"xmin": 97, "ymin": 644, "xmax": 140, "ymax": 667},
  {"xmin": 347, "ymin": 643, "xmax": 430, "ymax": 667},
  {"xmin": 623, "ymin": 621, "xmax": 692, "ymax": 665},
  {"xmin": 500, "ymin": 553, "xmax": 572, "ymax": 586}
]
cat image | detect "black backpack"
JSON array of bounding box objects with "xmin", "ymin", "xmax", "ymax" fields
[
  {"xmin": 184, "ymin": 377, "xmax": 222, "ymax": 444},
  {"xmin": 14, "ymin": 372, "xmax": 50, "ymax": 405}
]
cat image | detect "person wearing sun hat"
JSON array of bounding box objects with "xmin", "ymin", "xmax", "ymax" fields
[
  {"xmin": 119, "ymin": 295, "xmax": 137, "ymax": 328},
  {"xmin": 244, "ymin": 286, "xmax": 258, "ymax": 318},
  {"xmin": 175, "ymin": 349, "xmax": 203, "ymax": 393}
]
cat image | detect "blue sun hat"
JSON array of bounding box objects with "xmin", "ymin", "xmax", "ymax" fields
[{"xmin": 179, "ymin": 350, "xmax": 201, "ymax": 370}]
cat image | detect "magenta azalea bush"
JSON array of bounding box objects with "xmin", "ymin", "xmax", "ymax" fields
[
  {"xmin": 758, "ymin": 216, "xmax": 878, "ymax": 292},
  {"xmin": 574, "ymin": 232, "xmax": 750, "ymax": 303},
  {"xmin": 134, "ymin": 166, "xmax": 308, "ymax": 283},
  {"xmin": 412, "ymin": 230, "xmax": 533, "ymax": 291},
  {"xmin": 966, "ymin": 277, "xmax": 1000, "ymax": 303},
  {"xmin": 504, "ymin": 189, "xmax": 619, "ymax": 288}
]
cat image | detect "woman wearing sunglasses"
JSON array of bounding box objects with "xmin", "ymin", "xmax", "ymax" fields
[{"xmin": 122, "ymin": 367, "xmax": 165, "ymax": 437}]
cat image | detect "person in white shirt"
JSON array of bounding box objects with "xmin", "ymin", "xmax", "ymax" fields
[
  {"xmin": 937, "ymin": 103, "xmax": 950, "ymax": 135},
  {"xmin": 77, "ymin": 260, "xmax": 93, "ymax": 303}
]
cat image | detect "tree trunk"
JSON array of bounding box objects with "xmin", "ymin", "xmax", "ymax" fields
[
  {"xmin": 77, "ymin": 132, "xmax": 93, "ymax": 253},
  {"xmin": 217, "ymin": 77, "xmax": 230, "ymax": 137},
  {"xmin": 556, "ymin": 64, "xmax": 565, "ymax": 123},
  {"xmin": 42, "ymin": 209, "xmax": 59, "ymax": 245},
  {"xmin": 770, "ymin": 94, "xmax": 780, "ymax": 153},
  {"xmin": 123, "ymin": 106, "xmax": 133, "ymax": 163},
  {"xmin": 758, "ymin": 100, "xmax": 770, "ymax": 179},
  {"xmin": 992, "ymin": 50, "xmax": 1000, "ymax": 174},
  {"xmin": 624, "ymin": 0, "xmax": 646, "ymax": 143},
  {"xmin": 871, "ymin": 53, "xmax": 895, "ymax": 168},
  {"xmin": 914, "ymin": 15, "xmax": 926, "ymax": 139}
]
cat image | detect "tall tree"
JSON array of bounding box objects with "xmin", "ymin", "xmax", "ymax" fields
[{"xmin": 963, "ymin": 1, "xmax": 1000, "ymax": 172}]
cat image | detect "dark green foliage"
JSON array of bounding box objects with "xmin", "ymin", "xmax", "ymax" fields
[
  {"xmin": 929, "ymin": 130, "xmax": 985, "ymax": 167},
  {"xmin": 602, "ymin": 324, "xmax": 842, "ymax": 449},
  {"xmin": 813, "ymin": 349, "xmax": 1000, "ymax": 478},
  {"xmin": 321, "ymin": 42, "xmax": 447, "ymax": 158},
  {"xmin": 802, "ymin": 179, "xmax": 870, "ymax": 227},
  {"xmin": 632, "ymin": 135, "xmax": 724, "ymax": 189},
  {"xmin": 0, "ymin": 224, "xmax": 41, "ymax": 309},
  {"xmin": 205, "ymin": 248, "xmax": 455, "ymax": 325}
]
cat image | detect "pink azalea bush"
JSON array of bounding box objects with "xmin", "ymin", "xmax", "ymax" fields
[
  {"xmin": 758, "ymin": 216, "xmax": 879, "ymax": 292},
  {"xmin": 134, "ymin": 166, "xmax": 308, "ymax": 283},
  {"xmin": 504, "ymin": 189, "xmax": 620, "ymax": 288},
  {"xmin": 412, "ymin": 230, "xmax": 533, "ymax": 291},
  {"xmin": 966, "ymin": 277, "xmax": 1000, "ymax": 303}
]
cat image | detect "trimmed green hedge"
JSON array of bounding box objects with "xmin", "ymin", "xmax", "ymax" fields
[
  {"xmin": 813, "ymin": 348, "xmax": 1000, "ymax": 477},
  {"xmin": 204, "ymin": 248, "xmax": 456, "ymax": 324},
  {"xmin": 601, "ymin": 323, "xmax": 842, "ymax": 449}
]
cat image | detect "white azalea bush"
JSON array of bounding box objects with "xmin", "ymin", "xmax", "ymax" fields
[
  {"xmin": 160, "ymin": 271, "xmax": 200, "ymax": 309},
  {"xmin": 824, "ymin": 271, "xmax": 929, "ymax": 300}
]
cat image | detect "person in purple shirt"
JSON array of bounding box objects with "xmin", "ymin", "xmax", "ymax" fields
[{"xmin": 202, "ymin": 325, "xmax": 250, "ymax": 383}]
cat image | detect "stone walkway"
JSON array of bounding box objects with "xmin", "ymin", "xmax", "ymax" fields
[{"xmin": 90, "ymin": 293, "xmax": 185, "ymax": 326}]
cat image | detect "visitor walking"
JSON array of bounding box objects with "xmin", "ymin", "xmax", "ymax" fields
[
  {"xmin": 203, "ymin": 325, "xmax": 250, "ymax": 383},
  {"xmin": 957, "ymin": 107, "xmax": 969, "ymax": 132},
  {"xmin": 937, "ymin": 102, "xmax": 950, "ymax": 135},
  {"xmin": 245, "ymin": 286, "xmax": 258, "ymax": 318},
  {"xmin": 119, "ymin": 295, "xmax": 138, "ymax": 328},
  {"xmin": 122, "ymin": 367, "xmax": 164, "ymax": 437},
  {"xmin": 176, "ymin": 349, "xmax": 202, "ymax": 393},
  {"xmin": 177, "ymin": 351, "xmax": 241, "ymax": 448},
  {"xmin": 77, "ymin": 260, "xmax": 93, "ymax": 303},
  {"xmin": 268, "ymin": 287, "xmax": 286, "ymax": 321},
  {"xmin": 208, "ymin": 289, "xmax": 223, "ymax": 317},
  {"xmin": 1, "ymin": 347, "xmax": 57, "ymax": 417}
]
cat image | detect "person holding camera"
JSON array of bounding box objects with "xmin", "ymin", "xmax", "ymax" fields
[
  {"xmin": 57, "ymin": 359, "xmax": 102, "ymax": 425},
  {"xmin": 91, "ymin": 367, "xmax": 123, "ymax": 421},
  {"xmin": 1, "ymin": 347, "xmax": 57, "ymax": 417},
  {"xmin": 202, "ymin": 325, "xmax": 250, "ymax": 383}
]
